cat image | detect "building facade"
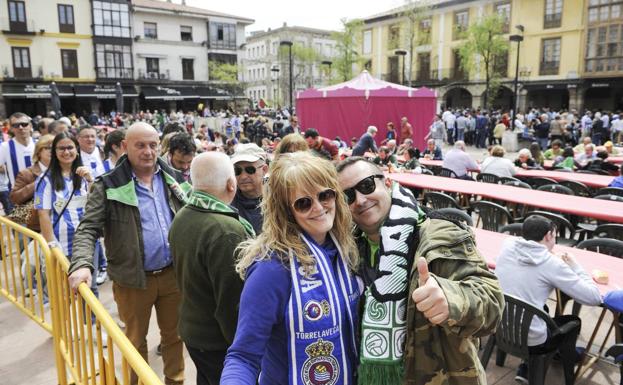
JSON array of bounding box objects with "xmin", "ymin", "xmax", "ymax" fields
[
  {"xmin": 132, "ymin": 0, "xmax": 252, "ymax": 113},
  {"xmin": 0, "ymin": 0, "xmax": 95, "ymax": 117},
  {"xmin": 0, "ymin": 0, "xmax": 253, "ymax": 117},
  {"xmin": 361, "ymin": 0, "xmax": 623, "ymax": 113},
  {"xmin": 243, "ymin": 23, "xmax": 337, "ymax": 109}
]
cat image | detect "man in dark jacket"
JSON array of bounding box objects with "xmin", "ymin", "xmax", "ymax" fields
[
  {"xmin": 68, "ymin": 122, "xmax": 191, "ymax": 385},
  {"xmin": 337, "ymin": 157, "xmax": 503, "ymax": 385},
  {"xmin": 352, "ymin": 125, "xmax": 379, "ymax": 156},
  {"xmin": 230, "ymin": 143, "xmax": 267, "ymax": 234},
  {"xmin": 169, "ymin": 152, "xmax": 253, "ymax": 385}
]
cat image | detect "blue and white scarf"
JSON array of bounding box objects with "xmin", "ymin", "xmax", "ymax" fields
[{"xmin": 286, "ymin": 233, "xmax": 360, "ymax": 385}]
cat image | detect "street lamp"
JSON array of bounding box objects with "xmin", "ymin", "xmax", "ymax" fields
[
  {"xmin": 280, "ymin": 40, "xmax": 294, "ymax": 113},
  {"xmin": 271, "ymin": 66, "xmax": 280, "ymax": 106},
  {"xmin": 395, "ymin": 49, "xmax": 407, "ymax": 85},
  {"xmin": 509, "ymin": 25, "xmax": 524, "ymax": 132},
  {"xmin": 321, "ymin": 60, "xmax": 332, "ymax": 84}
]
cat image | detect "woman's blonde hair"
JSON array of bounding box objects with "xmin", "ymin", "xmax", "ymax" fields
[
  {"xmin": 273, "ymin": 133, "xmax": 309, "ymax": 160},
  {"xmin": 491, "ymin": 145, "xmax": 505, "ymax": 157},
  {"xmin": 235, "ymin": 151, "xmax": 358, "ymax": 278},
  {"xmin": 33, "ymin": 134, "xmax": 54, "ymax": 163}
]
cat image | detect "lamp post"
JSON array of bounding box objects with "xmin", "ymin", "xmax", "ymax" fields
[
  {"xmin": 321, "ymin": 60, "xmax": 332, "ymax": 84},
  {"xmin": 395, "ymin": 49, "xmax": 407, "ymax": 85},
  {"xmin": 271, "ymin": 66, "xmax": 280, "ymax": 106},
  {"xmin": 509, "ymin": 25, "xmax": 524, "ymax": 132},
  {"xmin": 280, "ymin": 40, "xmax": 293, "ymax": 113}
]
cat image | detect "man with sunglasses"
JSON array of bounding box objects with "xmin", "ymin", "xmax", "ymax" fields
[
  {"xmin": 337, "ymin": 157, "xmax": 503, "ymax": 385},
  {"xmin": 0, "ymin": 112, "xmax": 35, "ymax": 192},
  {"xmin": 230, "ymin": 143, "xmax": 267, "ymax": 234}
]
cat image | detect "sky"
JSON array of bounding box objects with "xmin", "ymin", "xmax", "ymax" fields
[{"xmin": 185, "ymin": 0, "xmax": 405, "ymax": 33}]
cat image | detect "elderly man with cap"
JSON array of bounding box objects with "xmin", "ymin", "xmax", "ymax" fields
[{"xmin": 230, "ymin": 143, "xmax": 268, "ymax": 234}]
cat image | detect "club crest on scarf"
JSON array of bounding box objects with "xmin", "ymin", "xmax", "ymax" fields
[
  {"xmin": 304, "ymin": 300, "xmax": 331, "ymax": 322},
  {"xmin": 302, "ymin": 339, "xmax": 339, "ymax": 385}
]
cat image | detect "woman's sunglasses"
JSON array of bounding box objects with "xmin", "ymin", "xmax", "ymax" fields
[
  {"xmin": 343, "ymin": 174, "xmax": 384, "ymax": 205},
  {"xmin": 292, "ymin": 189, "xmax": 336, "ymax": 214},
  {"xmin": 234, "ymin": 164, "xmax": 263, "ymax": 176}
]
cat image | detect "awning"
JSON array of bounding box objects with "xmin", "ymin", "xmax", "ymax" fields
[
  {"xmin": 141, "ymin": 86, "xmax": 198, "ymax": 100},
  {"xmin": 196, "ymin": 86, "xmax": 246, "ymax": 100},
  {"xmin": 521, "ymin": 80, "xmax": 581, "ymax": 91},
  {"xmin": 74, "ymin": 85, "xmax": 138, "ymax": 99},
  {"xmin": 2, "ymin": 83, "xmax": 74, "ymax": 99}
]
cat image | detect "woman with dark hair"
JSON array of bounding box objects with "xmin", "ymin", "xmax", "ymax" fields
[
  {"xmin": 553, "ymin": 146, "xmax": 580, "ymax": 171},
  {"xmin": 35, "ymin": 132, "xmax": 93, "ymax": 257},
  {"xmin": 103, "ymin": 129, "xmax": 126, "ymax": 172}
]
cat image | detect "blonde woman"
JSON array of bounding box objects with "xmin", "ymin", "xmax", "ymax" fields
[
  {"xmin": 273, "ymin": 133, "xmax": 309, "ymax": 160},
  {"xmin": 221, "ymin": 151, "xmax": 361, "ymax": 385}
]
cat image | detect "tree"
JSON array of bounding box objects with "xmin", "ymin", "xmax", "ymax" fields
[
  {"xmin": 208, "ymin": 61, "xmax": 245, "ymax": 96},
  {"xmin": 331, "ymin": 18, "xmax": 364, "ymax": 82},
  {"xmin": 279, "ymin": 43, "xmax": 321, "ymax": 88},
  {"xmin": 458, "ymin": 14, "xmax": 509, "ymax": 109},
  {"xmin": 400, "ymin": 0, "xmax": 432, "ymax": 84}
]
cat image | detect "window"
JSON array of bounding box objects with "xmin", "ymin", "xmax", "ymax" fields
[
  {"xmin": 11, "ymin": 47, "xmax": 31, "ymax": 78},
  {"xmin": 495, "ymin": 2, "xmax": 511, "ymax": 33},
  {"xmin": 540, "ymin": 38, "xmax": 561, "ymax": 75},
  {"xmin": 417, "ymin": 53, "xmax": 431, "ymax": 80},
  {"xmin": 180, "ymin": 25, "xmax": 192, "ymax": 41},
  {"xmin": 494, "ymin": 52, "xmax": 509, "ymax": 77},
  {"xmin": 58, "ymin": 4, "xmax": 74, "ymax": 33},
  {"xmin": 95, "ymin": 43, "xmax": 132, "ymax": 79},
  {"xmin": 92, "ymin": 1, "xmax": 131, "ymax": 38},
  {"xmin": 363, "ymin": 30, "xmax": 372, "ymax": 54},
  {"xmin": 209, "ymin": 22, "xmax": 236, "ymax": 49},
  {"xmin": 452, "ymin": 50, "xmax": 466, "ymax": 79},
  {"xmin": 453, "ymin": 10, "xmax": 469, "ymax": 40},
  {"xmin": 388, "ymin": 25, "xmax": 400, "ymax": 50},
  {"xmin": 544, "ymin": 0, "xmax": 563, "ymax": 28},
  {"xmin": 146, "ymin": 58, "xmax": 159, "ymax": 76},
  {"xmin": 8, "ymin": 1, "xmax": 27, "ymax": 32},
  {"xmin": 182, "ymin": 58, "xmax": 194, "ymax": 80},
  {"xmin": 144, "ymin": 22, "xmax": 157, "ymax": 39},
  {"xmin": 61, "ymin": 49, "xmax": 78, "ymax": 77},
  {"xmin": 588, "ymin": 0, "xmax": 621, "ymax": 23},
  {"xmin": 418, "ymin": 18, "xmax": 432, "ymax": 45},
  {"xmin": 585, "ymin": 24, "xmax": 623, "ymax": 73}
]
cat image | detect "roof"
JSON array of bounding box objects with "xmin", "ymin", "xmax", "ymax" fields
[{"xmin": 132, "ymin": 0, "xmax": 254, "ymax": 24}]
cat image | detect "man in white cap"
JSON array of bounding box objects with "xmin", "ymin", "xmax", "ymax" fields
[{"xmin": 230, "ymin": 143, "xmax": 268, "ymax": 234}]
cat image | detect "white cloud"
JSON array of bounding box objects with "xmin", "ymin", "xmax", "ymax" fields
[{"xmin": 185, "ymin": 0, "xmax": 403, "ymax": 32}]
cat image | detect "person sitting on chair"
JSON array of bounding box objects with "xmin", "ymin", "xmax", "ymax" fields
[
  {"xmin": 495, "ymin": 215, "xmax": 602, "ymax": 384},
  {"xmin": 608, "ymin": 164, "xmax": 623, "ymax": 188}
]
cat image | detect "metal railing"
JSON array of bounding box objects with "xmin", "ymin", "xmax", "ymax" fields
[{"xmin": 0, "ymin": 217, "xmax": 164, "ymax": 385}]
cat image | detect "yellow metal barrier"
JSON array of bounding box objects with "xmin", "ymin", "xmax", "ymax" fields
[
  {"xmin": 0, "ymin": 216, "xmax": 164, "ymax": 385},
  {"xmin": 0, "ymin": 216, "xmax": 52, "ymax": 333},
  {"xmin": 48, "ymin": 246, "xmax": 165, "ymax": 385}
]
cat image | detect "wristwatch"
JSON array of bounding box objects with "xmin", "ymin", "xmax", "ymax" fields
[{"xmin": 47, "ymin": 240, "xmax": 60, "ymax": 249}]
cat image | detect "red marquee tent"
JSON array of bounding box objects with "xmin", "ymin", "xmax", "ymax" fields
[{"xmin": 296, "ymin": 70, "xmax": 437, "ymax": 150}]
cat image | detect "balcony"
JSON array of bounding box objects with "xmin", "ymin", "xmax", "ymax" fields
[
  {"xmin": 543, "ymin": 14, "xmax": 562, "ymax": 29},
  {"xmin": 0, "ymin": 17, "xmax": 37, "ymax": 35},
  {"xmin": 431, "ymin": 68, "xmax": 468, "ymax": 83},
  {"xmin": 1, "ymin": 65, "xmax": 43, "ymax": 80},
  {"xmin": 539, "ymin": 62, "xmax": 560, "ymax": 76},
  {"xmin": 96, "ymin": 68, "xmax": 133, "ymax": 80},
  {"xmin": 138, "ymin": 69, "xmax": 170, "ymax": 81}
]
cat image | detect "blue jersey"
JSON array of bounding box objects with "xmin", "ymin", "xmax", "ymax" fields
[{"xmin": 34, "ymin": 174, "xmax": 89, "ymax": 257}]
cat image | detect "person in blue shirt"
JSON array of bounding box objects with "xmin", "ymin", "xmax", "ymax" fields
[
  {"xmin": 221, "ymin": 151, "xmax": 361, "ymax": 385},
  {"xmin": 352, "ymin": 126, "xmax": 378, "ymax": 156},
  {"xmin": 609, "ymin": 164, "xmax": 623, "ymax": 188},
  {"xmin": 421, "ymin": 139, "xmax": 444, "ymax": 160}
]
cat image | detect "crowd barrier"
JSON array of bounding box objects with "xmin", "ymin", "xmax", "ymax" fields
[{"xmin": 0, "ymin": 216, "xmax": 164, "ymax": 385}]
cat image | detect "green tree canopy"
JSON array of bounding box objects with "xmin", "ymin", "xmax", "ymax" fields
[{"xmin": 331, "ymin": 18, "xmax": 364, "ymax": 82}]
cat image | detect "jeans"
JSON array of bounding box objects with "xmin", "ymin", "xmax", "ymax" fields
[
  {"xmin": 537, "ymin": 137, "xmax": 548, "ymax": 150},
  {"xmin": 592, "ymin": 133, "xmax": 602, "ymax": 146},
  {"xmin": 447, "ymin": 128, "xmax": 455, "ymax": 145},
  {"xmin": 0, "ymin": 190, "xmax": 13, "ymax": 215},
  {"xmin": 456, "ymin": 128, "xmax": 465, "ymax": 142}
]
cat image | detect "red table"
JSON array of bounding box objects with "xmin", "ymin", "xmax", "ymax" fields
[
  {"xmin": 513, "ymin": 169, "xmax": 614, "ymax": 188},
  {"xmin": 473, "ymin": 228, "xmax": 622, "ymax": 294},
  {"xmin": 388, "ymin": 172, "xmax": 623, "ymax": 223}
]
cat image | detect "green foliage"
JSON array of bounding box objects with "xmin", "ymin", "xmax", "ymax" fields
[
  {"xmin": 331, "ymin": 18, "xmax": 364, "ymax": 82},
  {"xmin": 208, "ymin": 61, "xmax": 239, "ymax": 83},
  {"xmin": 458, "ymin": 14, "xmax": 509, "ymax": 108},
  {"xmin": 400, "ymin": 0, "xmax": 433, "ymax": 83}
]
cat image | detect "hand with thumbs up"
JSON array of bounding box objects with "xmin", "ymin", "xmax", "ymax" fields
[{"xmin": 411, "ymin": 257, "xmax": 450, "ymax": 325}]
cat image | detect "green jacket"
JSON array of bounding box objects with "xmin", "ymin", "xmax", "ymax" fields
[
  {"xmin": 169, "ymin": 203, "xmax": 248, "ymax": 351},
  {"xmin": 404, "ymin": 218, "xmax": 504, "ymax": 385},
  {"xmin": 68, "ymin": 154, "xmax": 190, "ymax": 289}
]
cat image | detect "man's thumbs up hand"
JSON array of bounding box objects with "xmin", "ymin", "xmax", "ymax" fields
[{"xmin": 411, "ymin": 257, "xmax": 449, "ymax": 325}]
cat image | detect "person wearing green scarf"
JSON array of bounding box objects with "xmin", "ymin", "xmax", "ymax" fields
[
  {"xmin": 170, "ymin": 152, "xmax": 255, "ymax": 385},
  {"xmin": 337, "ymin": 157, "xmax": 504, "ymax": 385}
]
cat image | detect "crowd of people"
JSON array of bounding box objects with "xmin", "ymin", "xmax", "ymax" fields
[{"xmin": 0, "ymin": 104, "xmax": 621, "ymax": 385}]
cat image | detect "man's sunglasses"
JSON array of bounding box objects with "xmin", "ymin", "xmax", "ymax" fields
[
  {"xmin": 11, "ymin": 122, "xmax": 30, "ymax": 128},
  {"xmin": 234, "ymin": 164, "xmax": 264, "ymax": 176},
  {"xmin": 343, "ymin": 174, "xmax": 384, "ymax": 205},
  {"xmin": 292, "ymin": 189, "xmax": 336, "ymax": 214}
]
